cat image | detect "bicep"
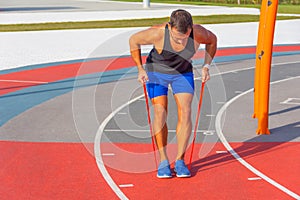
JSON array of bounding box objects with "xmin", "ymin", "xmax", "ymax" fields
[{"xmin": 129, "ymin": 27, "xmax": 159, "ymax": 47}]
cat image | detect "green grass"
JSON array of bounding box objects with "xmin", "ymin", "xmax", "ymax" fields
[
  {"xmin": 1, "ymin": 0, "xmax": 299, "ymax": 32},
  {"xmin": 277, "ymin": 4, "xmax": 300, "ymax": 14},
  {"xmin": 115, "ymin": 0, "xmax": 300, "ymax": 14},
  {"xmin": 0, "ymin": 15, "xmax": 299, "ymax": 32}
]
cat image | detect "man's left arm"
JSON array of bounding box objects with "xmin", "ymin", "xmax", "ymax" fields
[{"xmin": 194, "ymin": 25, "xmax": 217, "ymax": 82}]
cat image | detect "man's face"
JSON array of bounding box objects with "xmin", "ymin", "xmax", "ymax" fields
[{"xmin": 170, "ymin": 27, "xmax": 191, "ymax": 44}]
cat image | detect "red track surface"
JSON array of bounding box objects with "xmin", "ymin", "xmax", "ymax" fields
[
  {"xmin": 1, "ymin": 46, "xmax": 300, "ymax": 199},
  {"xmin": 0, "ymin": 142, "xmax": 299, "ymax": 199},
  {"xmin": 2, "ymin": 45, "xmax": 300, "ymax": 96}
]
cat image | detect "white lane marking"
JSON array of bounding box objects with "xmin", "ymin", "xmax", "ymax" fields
[
  {"xmin": 117, "ymin": 112, "xmax": 127, "ymax": 115},
  {"xmin": 272, "ymin": 60, "xmax": 300, "ymax": 66},
  {"xmin": 216, "ymin": 151, "xmax": 228, "ymax": 154},
  {"xmin": 95, "ymin": 60, "xmax": 300, "ymax": 199},
  {"xmin": 119, "ymin": 184, "xmax": 134, "ymax": 188},
  {"xmin": 215, "ymin": 76, "xmax": 300, "ymax": 200},
  {"xmin": 280, "ymin": 98, "xmax": 292, "ymax": 104},
  {"xmin": 193, "ymin": 60, "xmax": 300, "ymax": 82},
  {"xmin": 94, "ymin": 94, "xmax": 143, "ymax": 200},
  {"xmin": 102, "ymin": 153, "xmax": 115, "ymax": 156},
  {"xmin": 105, "ymin": 128, "xmax": 216, "ymax": 137},
  {"xmin": 104, "ymin": 129, "xmax": 211, "ymax": 133},
  {"xmin": 203, "ymin": 130, "xmax": 215, "ymax": 136},
  {"xmin": 0, "ymin": 79, "xmax": 48, "ymax": 84},
  {"xmin": 235, "ymin": 91, "xmax": 243, "ymax": 94},
  {"xmin": 248, "ymin": 177, "xmax": 262, "ymax": 181},
  {"xmin": 206, "ymin": 114, "xmax": 215, "ymax": 117},
  {"xmin": 280, "ymin": 98, "xmax": 300, "ymax": 105}
]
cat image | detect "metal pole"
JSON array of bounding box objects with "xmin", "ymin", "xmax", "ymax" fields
[
  {"xmin": 254, "ymin": 0, "xmax": 278, "ymax": 135},
  {"xmin": 143, "ymin": 0, "xmax": 150, "ymax": 8},
  {"xmin": 253, "ymin": 0, "xmax": 268, "ymax": 119}
]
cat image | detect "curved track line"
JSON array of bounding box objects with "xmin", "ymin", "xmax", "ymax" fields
[
  {"xmin": 94, "ymin": 94, "xmax": 143, "ymax": 200},
  {"xmin": 94, "ymin": 60, "xmax": 300, "ymax": 199},
  {"xmin": 93, "ymin": 66, "xmax": 253, "ymax": 199},
  {"xmin": 215, "ymin": 76, "xmax": 300, "ymax": 199}
]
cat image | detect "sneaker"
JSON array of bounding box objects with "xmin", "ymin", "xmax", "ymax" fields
[
  {"xmin": 174, "ymin": 160, "xmax": 191, "ymax": 178},
  {"xmin": 157, "ymin": 160, "xmax": 172, "ymax": 178}
]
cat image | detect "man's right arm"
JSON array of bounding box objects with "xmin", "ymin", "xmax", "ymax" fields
[
  {"xmin": 129, "ymin": 27, "xmax": 161, "ymax": 84},
  {"xmin": 129, "ymin": 34, "xmax": 148, "ymax": 84},
  {"xmin": 129, "ymin": 37, "xmax": 143, "ymax": 70}
]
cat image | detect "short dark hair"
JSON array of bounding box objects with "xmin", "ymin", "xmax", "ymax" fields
[{"xmin": 169, "ymin": 9, "xmax": 193, "ymax": 34}]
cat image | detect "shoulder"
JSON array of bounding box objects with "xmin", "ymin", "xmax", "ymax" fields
[
  {"xmin": 192, "ymin": 24, "xmax": 208, "ymax": 36},
  {"xmin": 148, "ymin": 23, "xmax": 167, "ymax": 37},
  {"xmin": 140, "ymin": 23, "xmax": 166, "ymax": 35},
  {"xmin": 130, "ymin": 23, "xmax": 166, "ymax": 43},
  {"xmin": 152, "ymin": 22, "xmax": 168, "ymax": 29},
  {"xmin": 192, "ymin": 24, "xmax": 217, "ymax": 44}
]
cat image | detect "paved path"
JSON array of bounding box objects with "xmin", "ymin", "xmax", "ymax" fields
[
  {"xmin": 0, "ymin": 0, "xmax": 261, "ymax": 24},
  {"xmin": 1, "ymin": 20, "xmax": 300, "ymax": 71}
]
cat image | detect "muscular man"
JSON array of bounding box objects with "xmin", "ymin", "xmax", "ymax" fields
[{"xmin": 129, "ymin": 9, "xmax": 217, "ymax": 178}]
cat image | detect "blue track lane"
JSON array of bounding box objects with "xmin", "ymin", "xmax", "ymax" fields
[{"xmin": 0, "ymin": 49, "xmax": 299, "ymax": 127}]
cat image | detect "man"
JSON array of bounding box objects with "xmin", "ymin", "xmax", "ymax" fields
[{"xmin": 129, "ymin": 9, "xmax": 217, "ymax": 178}]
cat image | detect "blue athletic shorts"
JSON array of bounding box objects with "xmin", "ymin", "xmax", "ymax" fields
[{"xmin": 146, "ymin": 72, "xmax": 194, "ymax": 99}]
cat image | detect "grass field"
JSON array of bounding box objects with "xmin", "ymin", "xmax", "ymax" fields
[
  {"xmin": 1, "ymin": 15, "xmax": 299, "ymax": 32},
  {"xmin": 1, "ymin": 0, "xmax": 299, "ymax": 32},
  {"xmin": 115, "ymin": 0, "xmax": 300, "ymax": 14}
]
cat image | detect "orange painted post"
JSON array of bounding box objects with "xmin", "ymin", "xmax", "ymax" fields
[
  {"xmin": 255, "ymin": 0, "xmax": 278, "ymax": 134},
  {"xmin": 253, "ymin": 0, "xmax": 268, "ymax": 119}
]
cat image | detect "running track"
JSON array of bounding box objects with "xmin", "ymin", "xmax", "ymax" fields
[{"xmin": 0, "ymin": 45, "xmax": 300, "ymax": 199}]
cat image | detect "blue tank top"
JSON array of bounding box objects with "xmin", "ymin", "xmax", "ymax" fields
[{"xmin": 145, "ymin": 24, "xmax": 195, "ymax": 74}]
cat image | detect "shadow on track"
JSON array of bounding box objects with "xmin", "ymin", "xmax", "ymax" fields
[{"xmin": 190, "ymin": 120, "xmax": 300, "ymax": 176}]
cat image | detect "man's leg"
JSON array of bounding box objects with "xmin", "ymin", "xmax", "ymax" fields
[
  {"xmin": 146, "ymin": 72, "xmax": 172, "ymax": 178},
  {"xmin": 174, "ymin": 93, "xmax": 193, "ymax": 160},
  {"xmin": 151, "ymin": 95, "xmax": 169, "ymax": 161}
]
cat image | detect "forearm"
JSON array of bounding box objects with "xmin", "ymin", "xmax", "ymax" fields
[
  {"xmin": 204, "ymin": 30, "xmax": 217, "ymax": 66},
  {"xmin": 129, "ymin": 35, "xmax": 144, "ymax": 70},
  {"xmin": 204, "ymin": 42, "xmax": 217, "ymax": 65},
  {"xmin": 202, "ymin": 32, "xmax": 216, "ymax": 82},
  {"xmin": 130, "ymin": 48, "xmax": 144, "ymax": 71},
  {"xmin": 129, "ymin": 38, "xmax": 148, "ymax": 83}
]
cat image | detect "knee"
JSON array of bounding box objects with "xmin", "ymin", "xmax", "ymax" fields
[
  {"xmin": 178, "ymin": 107, "xmax": 192, "ymax": 121},
  {"xmin": 153, "ymin": 105, "xmax": 167, "ymax": 121}
]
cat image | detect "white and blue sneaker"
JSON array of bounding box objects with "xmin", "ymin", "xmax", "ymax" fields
[
  {"xmin": 174, "ymin": 160, "xmax": 191, "ymax": 178},
  {"xmin": 157, "ymin": 160, "xmax": 172, "ymax": 178}
]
